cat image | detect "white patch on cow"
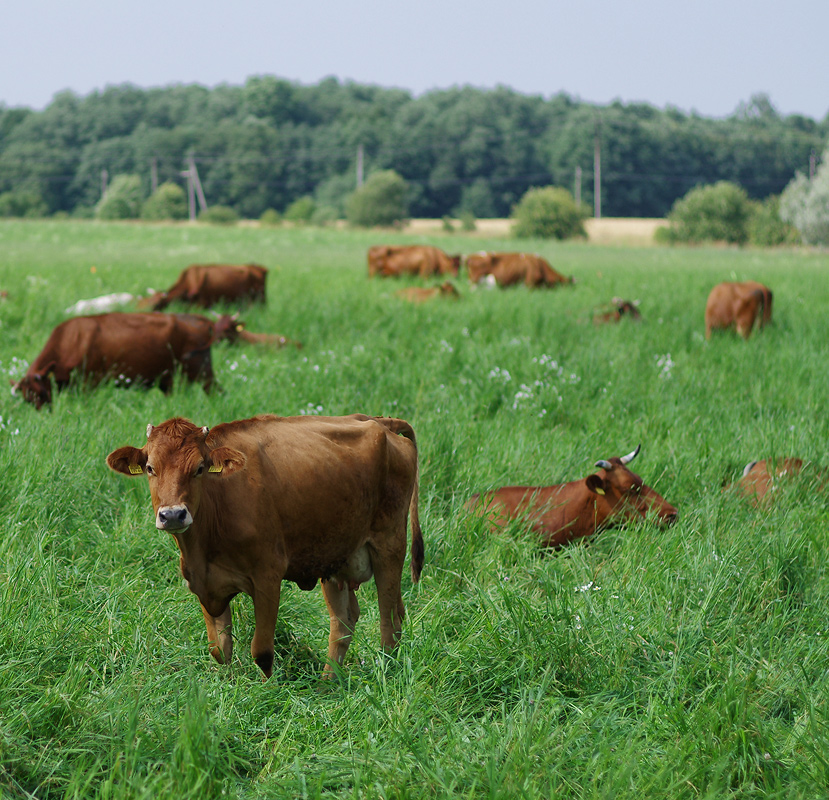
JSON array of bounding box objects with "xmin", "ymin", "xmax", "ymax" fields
[{"xmin": 64, "ymin": 293, "xmax": 135, "ymax": 315}]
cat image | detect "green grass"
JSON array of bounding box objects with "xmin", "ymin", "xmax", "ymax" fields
[{"xmin": 0, "ymin": 219, "xmax": 827, "ymax": 798}]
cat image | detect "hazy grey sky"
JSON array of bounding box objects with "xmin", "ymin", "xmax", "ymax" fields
[{"xmin": 3, "ymin": 0, "xmax": 827, "ymax": 119}]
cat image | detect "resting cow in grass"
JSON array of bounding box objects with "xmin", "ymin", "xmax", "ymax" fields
[
  {"xmin": 145, "ymin": 263, "xmax": 268, "ymax": 310},
  {"xmin": 368, "ymin": 245, "xmax": 460, "ymax": 278},
  {"xmin": 593, "ymin": 298, "xmax": 641, "ymax": 325},
  {"xmin": 466, "ymin": 251, "xmax": 573, "ymax": 288},
  {"xmin": 106, "ymin": 414, "xmax": 423, "ymax": 679},
  {"xmin": 394, "ymin": 282, "xmax": 460, "ymax": 303},
  {"xmin": 465, "ymin": 445, "xmax": 677, "ymax": 548},
  {"xmin": 12, "ymin": 312, "xmax": 225, "ymax": 408},
  {"xmin": 705, "ymin": 281, "xmax": 772, "ymax": 339},
  {"xmin": 732, "ymin": 458, "xmax": 826, "ymax": 506}
]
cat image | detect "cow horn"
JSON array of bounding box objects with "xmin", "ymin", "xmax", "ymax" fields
[
  {"xmin": 742, "ymin": 461, "xmax": 758, "ymax": 477},
  {"xmin": 620, "ymin": 444, "xmax": 641, "ymax": 465},
  {"xmin": 595, "ymin": 459, "xmax": 613, "ymax": 470},
  {"xmin": 201, "ymin": 426, "xmax": 210, "ymax": 437},
  {"xmin": 146, "ymin": 423, "xmax": 154, "ymax": 439}
]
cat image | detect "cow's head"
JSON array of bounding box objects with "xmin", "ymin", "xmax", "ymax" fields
[
  {"xmin": 11, "ymin": 369, "xmax": 54, "ymax": 409},
  {"xmin": 211, "ymin": 314, "xmax": 243, "ymax": 344},
  {"xmin": 106, "ymin": 418, "xmax": 246, "ymax": 532},
  {"xmin": 585, "ymin": 445, "xmax": 678, "ymax": 528},
  {"xmin": 439, "ymin": 282, "xmax": 460, "ymax": 299}
]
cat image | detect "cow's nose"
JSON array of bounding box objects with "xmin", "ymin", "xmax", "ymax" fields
[
  {"xmin": 157, "ymin": 506, "xmax": 190, "ymax": 529},
  {"xmin": 665, "ymin": 511, "xmax": 679, "ymax": 527}
]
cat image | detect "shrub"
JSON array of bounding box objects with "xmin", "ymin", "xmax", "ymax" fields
[
  {"xmin": 198, "ymin": 205, "xmax": 239, "ymax": 225},
  {"xmin": 0, "ymin": 189, "xmax": 47, "ymax": 218},
  {"xmin": 441, "ymin": 216, "xmax": 455, "ymax": 233},
  {"xmin": 284, "ymin": 196, "xmax": 316, "ymax": 225},
  {"xmin": 346, "ymin": 170, "xmax": 409, "ymax": 228},
  {"xmin": 780, "ymin": 156, "xmax": 829, "ymax": 245},
  {"xmin": 511, "ymin": 186, "xmax": 587, "ymax": 240},
  {"xmin": 664, "ymin": 181, "xmax": 751, "ymax": 245},
  {"xmin": 95, "ymin": 174, "xmax": 143, "ymax": 220},
  {"xmin": 747, "ymin": 196, "xmax": 799, "ymax": 247},
  {"xmin": 311, "ymin": 205, "xmax": 339, "ymax": 226},
  {"xmin": 459, "ymin": 210, "xmax": 477, "ymax": 232},
  {"xmin": 141, "ymin": 182, "xmax": 188, "ymax": 221},
  {"xmin": 259, "ymin": 208, "xmax": 282, "ymax": 227}
]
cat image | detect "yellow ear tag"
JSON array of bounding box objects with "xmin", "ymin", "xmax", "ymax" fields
[
  {"xmin": 235, "ymin": 324, "xmax": 244, "ymax": 332},
  {"xmin": 128, "ymin": 464, "xmax": 144, "ymax": 475},
  {"xmin": 208, "ymin": 464, "xmax": 223, "ymax": 473},
  {"xmin": 594, "ymin": 487, "xmax": 605, "ymax": 496}
]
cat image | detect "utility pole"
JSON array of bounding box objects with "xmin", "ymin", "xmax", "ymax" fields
[
  {"xmin": 180, "ymin": 167, "xmax": 196, "ymax": 220},
  {"xmin": 100, "ymin": 169, "xmax": 108, "ymax": 200},
  {"xmin": 810, "ymin": 149, "xmax": 816, "ymax": 179},
  {"xmin": 593, "ymin": 117, "xmax": 602, "ymax": 219},
  {"xmin": 356, "ymin": 144, "xmax": 364, "ymax": 188},
  {"xmin": 574, "ymin": 165, "xmax": 582, "ymax": 207},
  {"xmin": 188, "ymin": 153, "xmax": 208, "ymax": 213},
  {"xmin": 181, "ymin": 154, "xmax": 208, "ymax": 220},
  {"xmin": 150, "ymin": 157, "xmax": 158, "ymax": 194}
]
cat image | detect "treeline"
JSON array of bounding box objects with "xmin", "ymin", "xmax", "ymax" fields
[{"xmin": 0, "ymin": 76, "xmax": 826, "ymax": 219}]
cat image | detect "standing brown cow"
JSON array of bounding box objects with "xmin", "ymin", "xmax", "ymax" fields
[
  {"xmin": 106, "ymin": 413, "xmax": 423, "ymax": 679},
  {"xmin": 12, "ymin": 312, "xmax": 220, "ymax": 408},
  {"xmin": 146, "ymin": 263, "xmax": 268, "ymax": 310},
  {"xmin": 465, "ymin": 445, "xmax": 677, "ymax": 548},
  {"xmin": 466, "ymin": 251, "xmax": 573, "ymax": 288},
  {"xmin": 368, "ymin": 245, "xmax": 460, "ymax": 278},
  {"xmin": 705, "ymin": 281, "xmax": 772, "ymax": 339}
]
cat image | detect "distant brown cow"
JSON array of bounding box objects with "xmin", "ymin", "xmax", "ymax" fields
[
  {"xmin": 146, "ymin": 263, "xmax": 268, "ymax": 310},
  {"xmin": 466, "ymin": 251, "xmax": 573, "ymax": 288},
  {"xmin": 705, "ymin": 281, "xmax": 772, "ymax": 339},
  {"xmin": 394, "ymin": 282, "xmax": 460, "ymax": 303},
  {"xmin": 368, "ymin": 246, "xmax": 460, "ymax": 278},
  {"xmin": 106, "ymin": 413, "xmax": 423, "ymax": 679},
  {"xmin": 465, "ymin": 445, "xmax": 677, "ymax": 548},
  {"xmin": 593, "ymin": 298, "xmax": 641, "ymax": 325},
  {"xmin": 12, "ymin": 312, "xmax": 221, "ymax": 408},
  {"xmin": 732, "ymin": 458, "xmax": 826, "ymax": 505}
]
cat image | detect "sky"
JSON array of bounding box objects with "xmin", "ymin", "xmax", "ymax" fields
[{"xmin": 2, "ymin": 0, "xmax": 828, "ymax": 120}]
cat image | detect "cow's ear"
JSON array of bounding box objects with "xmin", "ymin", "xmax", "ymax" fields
[
  {"xmin": 585, "ymin": 474, "xmax": 606, "ymax": 496},
  {"xmin": 207, "ymin": 446, "xmax": 246, "ymax": 477},
  {"xmin": 107, "ymin": 446, "xmax": 147, "ymax": 476}
]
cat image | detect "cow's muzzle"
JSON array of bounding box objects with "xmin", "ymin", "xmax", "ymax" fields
[{"xmin": 156, "ymin": 505, "xmax": 193, "ymax": 531}]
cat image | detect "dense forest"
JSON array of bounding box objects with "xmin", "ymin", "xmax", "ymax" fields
[{"xmin": 0, "ymin": 76, "xmax": 826, "ymax": 219}]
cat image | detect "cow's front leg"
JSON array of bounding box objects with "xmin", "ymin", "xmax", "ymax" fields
[
  {"xmin": 321, "ymin": 579, "xmax": 361, "ymax": 678},
  {"xmin": 251, "ymin": 585, "xmax": 281, "ymax": 679},
  {"xmin": 201, "ymin": 603, "xmax": 233, "ymax": 665}
]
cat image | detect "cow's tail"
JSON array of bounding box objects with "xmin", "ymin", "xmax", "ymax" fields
[{"xmin": 375, "ymin": 416, "xmax": 424, "ymax": 583}]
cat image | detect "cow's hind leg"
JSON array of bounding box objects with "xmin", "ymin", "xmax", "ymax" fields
[
  {"xmin": 201, "ymin": 603, "xmax": 233, "ymax": 666},
  {"xmin": 369, "ymin": 543, "xmax": 406, "ymax": 654},
  {"xmin": 321, "ymin": 579, "xmax": 360, "ymax": 678}
]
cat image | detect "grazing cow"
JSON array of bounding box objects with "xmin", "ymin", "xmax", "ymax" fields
[
  {"xmin": 394, "ymin": 282, "xmax": 460, "ymax": 303},
  {"xmin": 593, "ymin": 298, "xmax": 641, "ymax": 325},
  {"xmin": 732, "ymin": 458, "xmax": 824, "ymax": 505},
  {"xmin": 368, "ymin": 245, "xmax": 460, "ymax": 278},
  {"xmin": 465, "ymin": 445, "xmax": 677, "ymax": 548},
  {"xmin": 12, "ymin": 313, "xmax": 220, "ymax": 408},
  {"xmin": 466, "ymin": 251, "xmax": 573, "ymax": 288},
  {"xmin": 106, "ymin": 413, "xmax": 423, "ymax": 679},
  {"xmin": 705, "ymin": 281, "xmax": 772, "ymax": 339},
  {"xmin": 145, "ymin": 263, "xmax": 268, "ymax": 310}
]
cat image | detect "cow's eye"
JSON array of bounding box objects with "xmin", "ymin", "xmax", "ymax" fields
[
  {"xmin": 195, "ymin": 464, "xmax": 204, "ymax": 476},
  {"xmin": 146, "ymin": 465, "xmax": 155, "ymax": 476}
]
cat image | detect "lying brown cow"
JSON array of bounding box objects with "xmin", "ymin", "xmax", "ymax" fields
[
  {"xmin": 465, "ymin": 445, "xmax": 677, "ymax": 548},
  {"xmin": 106, "ymin": 413, "xmax": 423, "ymax": 679},
  {"xmin": 732, "ymin": 458, "xmax": 826, "ymax": 505},
  {"xmin": 466, "ymin": 251, "xmax": 573, "ymax": 288},
  {"xmin": 12, "ymin": 312, "xmax": 224, "ymax": 408},
  {"xmin": 368, "ymin": 245, "xmax": 460, "ymax": 278},
  {"xmin": 394, "ymin": 282, "xmax": 460, "ymax": 303},
  {"xmin": 593, "ymin": 298, "xmax": 641, "ymax": 325},
  {"xmin": 705, "ymin": 281, "xmax": 772, "ymax": 339},
  {"xmin": 146, "ymin": 263, "xmax": 268, "ymax": 310}
]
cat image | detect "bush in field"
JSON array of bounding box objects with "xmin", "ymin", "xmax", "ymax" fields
[
  {"xmin": 346, "ymin": 170, "xmax": 409, "ymax": 228},
  {"xmin": 284, "ymin": 196, "xmax": 316, "ymax": 224},
  {"xmin": 259, "ymin": 208, "xmax": 282, "ymax": 227},
  {"xmin": 140, "ymin": 182, "xmax": 187, "ymax": 221},
  {"xmin": 511, "ymin": 186, "xmax": 587, "ymax": 240},
  {"xmin": 95, "ymin": 174, "xmax": 143, "ymax": 220},
  {"xmin": 0, "ymin": 189, "xmax": 47, "ymax": 218},
  {"xmin": 198, "ymin": 205, "xmax": 239, "ymax": 225},
  {"xmin": 664, "ymin": 181, "xmax": 751, "ymax": 245},
  {"xmin": 780, "ymin": 156, "xmax": 829, "ymax": 245},
  {"xmin": 747, "ymin": 195, "xmax": 799, "ymax": 246}
]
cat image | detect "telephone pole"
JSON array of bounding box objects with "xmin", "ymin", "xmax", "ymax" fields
[{"xmin": 593, "ymin": 117, "xmax": 602, "ymax": 219}]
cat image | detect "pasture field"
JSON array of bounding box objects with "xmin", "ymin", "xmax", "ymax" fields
[{"xmin": 0, "ymin": 220, "xmax": 828, "ymax": 799}]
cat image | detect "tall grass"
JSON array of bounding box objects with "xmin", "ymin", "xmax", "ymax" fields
[{"xmin": 0, "ymin": 220, "xmax": 827, "ymax": 798}]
